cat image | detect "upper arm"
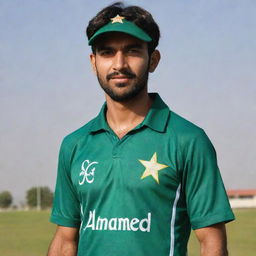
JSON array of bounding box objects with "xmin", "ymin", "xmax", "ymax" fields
[
  {"xmin": 194, "ymin": 222, "xmax": 228, "ymax": 256},
  {"xmin": 195, "ymin": 222, "xmax": 227, "ymax": 242},
  {"xmin": 54, "ymin": 225, "xmax": 80, "ymax": 242},
  {"xmin": 182, "ymin": 131, "xmax": 234, "ymax": 229},
  {"xmin": 47, "ymin": 225, "xmax": 79, "ymax": 256},
  {"xmin": 50, "ymin": 139, "xmax": 81, "ymax": 227}
]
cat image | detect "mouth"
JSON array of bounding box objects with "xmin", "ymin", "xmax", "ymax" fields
[
  {"xmin": 111, "ymin": 76, "xmax": 131, "ymax": 83},
  {"xmin": 107, "ymin": 71, "xmax": 136, "ymax": 82}
]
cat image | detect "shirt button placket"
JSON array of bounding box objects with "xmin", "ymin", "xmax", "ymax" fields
[{"xmin": 112, "ymin": 142, "xmax": 120, "ymax": 159}]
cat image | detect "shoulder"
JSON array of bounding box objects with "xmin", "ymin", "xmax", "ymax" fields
[
  {"xmin": 168, "ymin": 111, "xmax": 206, "ymax": 139},
  {"xmin": 167, "ymin": 111, "xmax": 215, "ymax": 153},
  {"xmin": 60, "ymin": 117, "xmax": 96, "ymax": 154},
  {"xmin": 168, "ymin": 111, "xmax": 217, "ymax": 167}
]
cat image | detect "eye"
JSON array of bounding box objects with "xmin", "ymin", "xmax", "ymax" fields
[
  {"xmin": 98, "ymin": 49, "xmax": 114, "ymax": 57},
  {"xmin": 128, "ymin": 48, "xmax": 140, "ymax": 54},
  {"xmin": 126, "ymin": 47, "xmax": 144, "ymax": 57}
]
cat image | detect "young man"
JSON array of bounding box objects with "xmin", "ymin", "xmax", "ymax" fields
[{"xmin": 48, "ymin": 3, "xmax": 234, "ymax": 256}]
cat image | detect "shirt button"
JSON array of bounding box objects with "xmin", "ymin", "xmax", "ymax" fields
[{"xmin": 112, "ymin": 146, "xmax": 119, "ymax": 158}]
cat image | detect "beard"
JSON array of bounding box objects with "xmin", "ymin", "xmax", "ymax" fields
[{"xmin": 96, "ymin": 67, "xmax": 149, "ymax": 102}]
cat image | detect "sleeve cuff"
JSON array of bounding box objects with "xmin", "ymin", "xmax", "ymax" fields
[
  {"xmin": 191, "ymin": 211, "xmax": 235, "ymax": 230},
  {"xmin": 50, "ymin": 214, "xmax": 81, "ymax": 228}
]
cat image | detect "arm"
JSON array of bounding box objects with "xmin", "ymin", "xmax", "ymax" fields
[
  {"xmin": 194, "ymin": 222, "xmax": 228, "ymax": 256},
  {"xmin": 47, "ymin": 225, "xmax": 79, "ymax": 256}
]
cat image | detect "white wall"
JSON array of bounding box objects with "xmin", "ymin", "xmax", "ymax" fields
[{"xmin": 229, "ymin": 196, "xmax": 256, "ymax": 208}]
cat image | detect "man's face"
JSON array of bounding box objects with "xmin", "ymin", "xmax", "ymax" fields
[{"xmin": 90, "ymin": 32, "xmax": 150, "ymax": 102}]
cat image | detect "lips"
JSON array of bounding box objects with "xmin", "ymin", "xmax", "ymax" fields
[
  {"xmin": 106, "ymin": 71, "xmax": 136, "ymax": 81},
  {"xmin": 111, "ymin": 76, "xmax": 131, "ymax": 83},
  {"xmin": 111, "ymin": 75, "xmax": 129, "ymax": 79},
  {"xmin": 111, "ymin": 75, "xmax": 131, "ymax": 80}
]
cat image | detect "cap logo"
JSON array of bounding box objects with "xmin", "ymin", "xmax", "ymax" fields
[{"xmin": 111, "ymin": 14, "xmax": 125, "ymax": 24}]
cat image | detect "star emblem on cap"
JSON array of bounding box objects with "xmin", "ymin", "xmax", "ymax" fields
[
  {"xmin": 111, "ymin": 14, "xmax": 125, "ymax": 24},
  {"xmin": 139, "ymin": 152, "xmax": 168, "ymax": 184}
]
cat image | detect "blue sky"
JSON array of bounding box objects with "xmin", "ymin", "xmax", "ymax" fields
[{"xmin": 0, "ymin": 0, "xmax": 255, "ymax": 204}]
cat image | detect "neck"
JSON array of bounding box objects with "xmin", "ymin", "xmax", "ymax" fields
[{"xmin": 105, "ymin": 90, "xmax": 152, "ymax": 138}]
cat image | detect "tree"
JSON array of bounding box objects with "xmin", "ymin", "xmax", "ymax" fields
[
  {"xmin": 26, "ymin": 186, "xmax": 53, "ymax": 209},
  {"xmin": 0, "ymin": 191, "xmax": 13, "ymax": 208}
]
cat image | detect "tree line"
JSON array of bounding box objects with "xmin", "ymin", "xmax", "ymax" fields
[{"xmin": 0, "ymin": 186, "xmax": 53, "ymax": 209}]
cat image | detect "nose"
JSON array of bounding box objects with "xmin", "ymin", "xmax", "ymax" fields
[{"xmin": 113, "ymin": 51, "xmax": 127, "ymax": 71}]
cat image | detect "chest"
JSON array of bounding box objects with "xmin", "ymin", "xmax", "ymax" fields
[{"xmin": 69, "ymin": 131, "xmax": 180, "ymax": 198}]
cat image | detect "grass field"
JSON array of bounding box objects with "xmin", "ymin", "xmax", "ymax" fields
[
  {"xmin": 188, "ymin": 208, "xmax": 256, "ymax": 256},
  {"xmin": 0, "ymin": 209, "xmax": 255, "ymax": 255}
]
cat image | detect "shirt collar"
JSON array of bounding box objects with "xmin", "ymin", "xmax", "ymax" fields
[
  {"xmin": 89, "ymin": 93, "xmax": 170, "ymax": 134},
  {"xmin": 140, "ymin": 93, "xmax": 170, "ymax": 132},
  {"xmin": 89, "ymin": 102, "xmax": 109, "ymax": 133}
]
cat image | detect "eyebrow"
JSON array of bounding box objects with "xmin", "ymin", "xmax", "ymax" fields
[
  {"xmin": 124, "ymin": 44, "xmax": 144, "ymax": 50},
  {"xmin": 96, "ymin": 46, "xmax": 113, "ymax": 52}
]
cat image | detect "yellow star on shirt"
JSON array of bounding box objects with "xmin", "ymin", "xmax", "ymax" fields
[
  {"xmin": 111, "ymin": 14, "xmax": 125, "ymax": 24},
  {"xmin": 139, "ymin": 152, "xmax": 168, "ymax": 184}
]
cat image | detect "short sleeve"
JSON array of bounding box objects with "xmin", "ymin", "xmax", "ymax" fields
[
  {"xmin": 50, "ymin": 139, "xmax": 81, "ymax": 227},
  {"xmin": 182, "ymin": 130, "xmax": 235, "ymax": 230}
]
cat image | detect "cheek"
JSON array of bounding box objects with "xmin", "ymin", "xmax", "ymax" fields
[
  {"xmin": 95, "ymin": 57, "xmax": 112, "ymax": 74},
  {"xmin": 127, "ymin": 54, "xmax": 149, "ymax": 73},
  {"xmin": 134, "ymin": 60, "xmax": 149, "ymax": 76},
  {"xmin": 95, "ymin": 65, "xmax": 109, "ymax": 79}
]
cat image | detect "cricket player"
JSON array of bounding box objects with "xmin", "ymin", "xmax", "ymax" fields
[{"xmin": 48, "ymin": 2, "xmax": 234, "ymax": 256}]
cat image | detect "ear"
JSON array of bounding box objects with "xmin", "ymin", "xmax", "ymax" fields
[
  {"xmin": 149, "ymin": 50, "xmax": 161, "ymax": 73},
  {"xmin": 90, "ymin": 53, "xmax": 97, "ymax": 74}
]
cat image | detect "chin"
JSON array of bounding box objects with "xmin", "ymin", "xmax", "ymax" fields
[{"xmin": 115, "ymin": 83, "xmax": 128, "ymax": 88}]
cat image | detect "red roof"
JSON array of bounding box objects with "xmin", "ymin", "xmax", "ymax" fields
[{"xmin": 227, "ymin": 189, "xmax": 256, "ymax": 197}]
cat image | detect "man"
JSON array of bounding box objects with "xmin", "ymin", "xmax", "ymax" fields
[{"xmin": 48, "ymin": 2, "xmax": 234, "ymax": 256}]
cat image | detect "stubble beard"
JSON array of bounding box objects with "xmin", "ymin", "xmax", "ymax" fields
[{"xmin": 96, "ymin": 67, "xmax": 149, "ymax": 102}]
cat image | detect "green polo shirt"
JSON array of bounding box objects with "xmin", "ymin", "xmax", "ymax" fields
[{"xmin": 50, "ymin": 93, "xmax": 234, "ymax": 256}]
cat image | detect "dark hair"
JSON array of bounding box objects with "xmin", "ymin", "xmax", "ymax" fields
[{"xmin": 86, "ymin": 2, "xmax": 160, "ymax": 54}]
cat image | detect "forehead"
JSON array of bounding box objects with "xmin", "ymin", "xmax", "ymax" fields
[{"xmin": 94, "ymin": 32, "xmax": 148, "ymax": 49}]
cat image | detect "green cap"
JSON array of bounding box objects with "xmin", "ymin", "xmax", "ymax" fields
[{"xmin": 88, "ymin": 15, "xmax": 152, "ymax": 46}]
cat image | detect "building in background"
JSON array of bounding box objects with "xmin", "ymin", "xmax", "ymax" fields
[{"xmin": 227, "ymin": 189, "xmax": 256, "ymax": 208}]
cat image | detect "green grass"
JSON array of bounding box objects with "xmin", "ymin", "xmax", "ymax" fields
[
  {"xmin": 0, "ymin": 210, "xmax": 55, "ymax": 256},
  {"xmin": 188, "ymin": 208, "xmax": 256, "ymax": 256},
  {"xmin": 0, "ymin": 209, "xmax": 255, "ymax": 255}
]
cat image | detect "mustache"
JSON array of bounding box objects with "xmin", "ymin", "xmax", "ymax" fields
[{"xmin": 106, "ymin": 70, "xmax": 136, "ymax": 80}]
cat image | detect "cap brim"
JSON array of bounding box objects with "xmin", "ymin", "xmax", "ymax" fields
[{"xmin": 88, "ymin": 20, "xmax": 152, "ymax": 46}]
